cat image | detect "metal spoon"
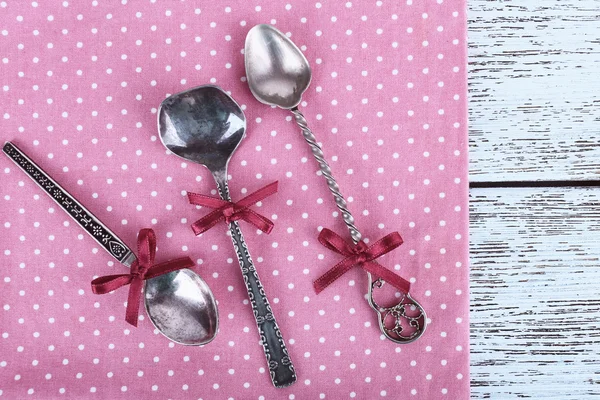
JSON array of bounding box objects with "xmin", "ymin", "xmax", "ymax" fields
[
  {"xmin": 158, "ymin": 85, "xmax": 296, "ymax": 388},
  {"xmin": 244, "ymin": 24, "xmax": 427, "ymax": 344},
  {"xmin": 3, "ymin": 141, "xmax": 219, "ymax": 346}
]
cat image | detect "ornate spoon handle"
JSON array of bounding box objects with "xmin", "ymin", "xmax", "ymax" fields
[
  {"xmin": 212, "ymin": 173, "xmax": 296, "ymax": 388},
  {"xmin": 2, "ymin": 142, "xmax": 136, "ymax": 267},
  {"xmin": 290, "ymin": 108, "xmax": 427, "ymax": 344}
]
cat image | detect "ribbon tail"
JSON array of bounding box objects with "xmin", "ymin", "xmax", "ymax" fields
[
  {"xmin": 191, "ymin": 209, "xmax": 227, "ymax": 235},
  {"xmin": 91, "ymin": 274, "xmax": 133, "ymax": 294},
  {"xmin": 318, "ymin": 228, "xmax": 356, "ymax": 255},
  {"xmin": 313, "ymin": 257, "xmax": 358, "ymax": 294},
  {"xmin": 137, "ymin": 229, "xmax": 156, "ymax": 267},
  {"xmin": 236, "ymin": 181, "xmax": 279, "ymax": 208},
  {"xmin": 125, "ymin": 278, "xmax": 143, "ymax": 327},
  {"xmin": 244, "ymin": 209, "xmax": 275, "ymax": 234},
  {"xmin": 361, "ymin": 261, "xmax": 411, "ymax": 294},
  {"xmin": 364, "ymin": 232, "xmax": 404, "ymax": 259},
  {"xmin": 187, "ymin": 192, "xmax": 230, "ymax": 208}
]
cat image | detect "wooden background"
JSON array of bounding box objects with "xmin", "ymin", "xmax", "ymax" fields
[{"xmin": 468, "ymin": 0, "xmax": 600, "ymax": 398}]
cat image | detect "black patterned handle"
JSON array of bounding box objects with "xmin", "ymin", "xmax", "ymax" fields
[
  {"xmin": 214, "ymin": 174, "xmax": 296, "ymax": 388},
  {"xmin": 2, "ymin": 142, "xmax": 135, "ymax": 267}
]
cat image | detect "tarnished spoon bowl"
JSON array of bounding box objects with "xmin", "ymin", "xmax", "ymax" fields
[
  {"xmin": 158, "ymin": 85, "xmax": 245, "ymax": 172},
  {"xmin": 145, "ymin": 269, "xmax": 219, "ymax": 346},
  {"xmin": 245, "ymin": 24, "xmax": 311, "ymax": 109}
]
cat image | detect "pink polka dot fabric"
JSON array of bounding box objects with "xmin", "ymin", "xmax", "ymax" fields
[{"xmin": 0, "ymin": 1, "xmax": 469, "ymax": 399}]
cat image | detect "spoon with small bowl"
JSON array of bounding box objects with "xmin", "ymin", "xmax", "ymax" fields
[
  {"xmin": 158, "ymin": 85, "xmax": 296, "ymax": 388},
  {"xmin": 3, "ymin": 141, "xmax": 219, "ymax": 346},
  {"xmin": 244, "ymin": 24, "xmax": 427, "ymax": 344}
]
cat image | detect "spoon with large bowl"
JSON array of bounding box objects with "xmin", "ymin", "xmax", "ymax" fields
[
  {"xmin": 158, "ymin": 85, "xmax": 296, "ymax": 388},
  {"xmin": 245, "ymin": 24, "xmax": 427, "ymax": 344},
  {"xmin": 3, "ymin": 141, "xmax": 219, "ymax": 346}
]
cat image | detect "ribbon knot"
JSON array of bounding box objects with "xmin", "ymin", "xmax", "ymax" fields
[
  {"xmin": 350, "ymin": 242, "xmax": 370, "ymax": 266},
  {"xmin": 187, "ymin": 181, "xmax": 278, "ymax": 235},
  {"xmin": 313, "ymin": 228, "xmax": 411, "ymax": 294},
  {"xmin": 354, "ymin": 252, "xmax": 368, "ymax": 265},
  {"xmin": 352, "ymin": 241, "xmax": 369, "ymax": 258},
  {"xmin": 90, "ymin": 228, "xmax": 195, "ymax": 327},
  {"xmin": 129, "ymin": 270, "xmax": 142, "ymax": 279},
  {"xmin": 222, "ymin": 205, "xmax": 236, "ymax": 222}
]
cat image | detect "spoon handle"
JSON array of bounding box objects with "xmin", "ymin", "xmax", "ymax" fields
[
  {"xmin": 289, "ymin": 108, "xmax": 427, "ymax": 344},
  {"xmin": 2, "ymin": 142, "xmax": 136, "ymax": 267},
  {"xmin": 212, "ymin": 174, "xmax": 296, "ymax": 388}
]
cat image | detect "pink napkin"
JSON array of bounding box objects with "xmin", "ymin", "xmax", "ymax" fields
[{"xmin": 0, "ymin": 1, "xmax": 469, "ymax": 398}]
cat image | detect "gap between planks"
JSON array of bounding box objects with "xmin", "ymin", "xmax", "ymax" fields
[{"xmin": 470, "ymin": 180, "xmax": 600, "ymax": 189}]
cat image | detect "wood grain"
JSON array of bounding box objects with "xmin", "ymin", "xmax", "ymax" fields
[
  {"xmin": 469, "ymin": 187, "xmax": 600, "ymax": 398},
  {"xmin": 468, "ymin": 0, "xmax": 600, "ymax": 182}
]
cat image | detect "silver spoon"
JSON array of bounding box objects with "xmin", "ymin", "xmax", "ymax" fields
[
  {"xmin": 244, "ymin": 24, "xmax": 427, "ymax": 344},
  {"xmin": 158, "ymin": 85, "xmax": 296, "ymax": 388},
  {"xmin": 3, "ymin": 141, "xmax": 219, "ymax": 346}
]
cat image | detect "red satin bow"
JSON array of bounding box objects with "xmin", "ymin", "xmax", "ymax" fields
[
  {"xmin": 314, "ymin": 228, "xmax": 411, "ymax": 294},
  {"xmin": 187, "ymin": 181, "xmax": 278, "ymax": 235},
  {"xmin": 91, "ymin": 228, "xmax": 195, "ymax": 327}
]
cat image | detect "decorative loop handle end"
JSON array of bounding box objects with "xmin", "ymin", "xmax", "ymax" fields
[{"xmin": 369, "ymin": 281, "xmax": 427, "ymax": 344}]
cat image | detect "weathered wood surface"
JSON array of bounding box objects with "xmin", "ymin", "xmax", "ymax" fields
[
  {"xmin": 469, "ymin": 1, "xmax": 600, "ymax": 395},
  {"xmin": 469, "ymin": 187, "xmax": 600, "ymax": 399},
  {"xmin": 468, "ymin": 0, "xmax": 600, "ymax": 182}
]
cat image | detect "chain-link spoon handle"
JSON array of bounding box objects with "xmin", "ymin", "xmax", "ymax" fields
[{"xmin": 290, "ymin": 107, "xmax": 427, "ymax": 344}]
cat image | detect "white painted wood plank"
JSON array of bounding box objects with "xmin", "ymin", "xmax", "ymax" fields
[
  {"xmin": 468, "ymin": 0, "xmax": 600, "ymax": 182},
  {"xmin": 470, "ymin": 187, "xmax": 600, "ymax": 398}
]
